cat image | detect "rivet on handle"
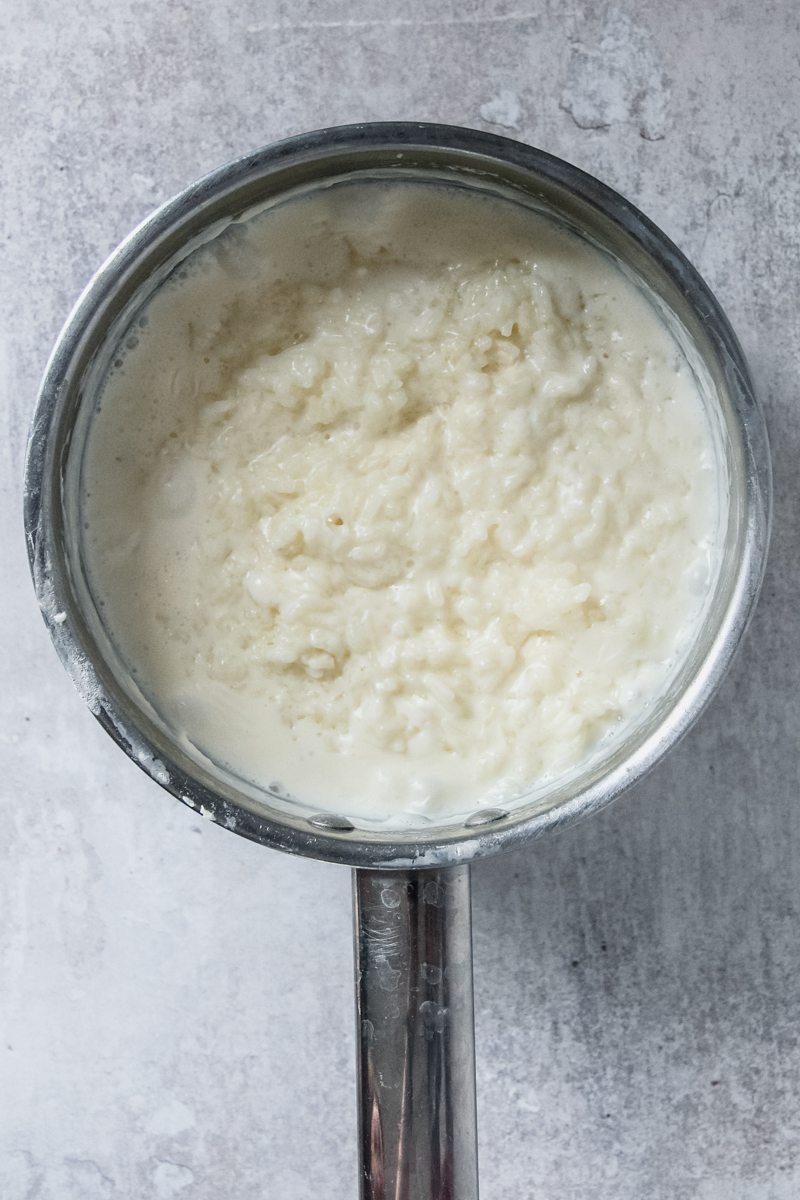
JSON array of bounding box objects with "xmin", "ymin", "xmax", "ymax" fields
[
  {"xmin": 464, "ymin": 807, "xmax": 509, "ymax": 828},
  {"xmin": 307, "ymin": 812, "xmax": 356, "ymax": 831}
]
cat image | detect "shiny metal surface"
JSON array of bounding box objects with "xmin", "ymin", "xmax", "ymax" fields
[{"xmin": 354, "ymin": 867, "xmax": 477, "ymax": 1200}]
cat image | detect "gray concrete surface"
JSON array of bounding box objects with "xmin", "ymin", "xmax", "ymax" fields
[{"xmin": 1, "ymin": 1, "xmax": 798, "ymax": 1196}]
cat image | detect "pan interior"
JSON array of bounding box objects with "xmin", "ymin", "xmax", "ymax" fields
[{"xmin": 55, "ymin": 163, "xmax": 738, "ymax": 846}]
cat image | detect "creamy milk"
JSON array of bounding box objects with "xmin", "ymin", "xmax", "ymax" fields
[{"xmin": 82, "ymin": 181, "xmax": 721, "ymax": 825}]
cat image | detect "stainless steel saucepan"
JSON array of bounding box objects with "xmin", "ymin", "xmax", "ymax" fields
[{"xmin": 24, "ymin": 123, "xmax": 771, "ymax": 1199}]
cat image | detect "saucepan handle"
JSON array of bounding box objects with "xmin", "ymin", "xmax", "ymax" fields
[{"xmin": 352, "ymin": 865, "xmax": 479, "ymax": 1200}]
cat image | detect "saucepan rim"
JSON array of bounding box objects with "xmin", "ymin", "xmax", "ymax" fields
[{"xmin": 23, "ymin": 121, "xmax": 771, "ymax": 868}]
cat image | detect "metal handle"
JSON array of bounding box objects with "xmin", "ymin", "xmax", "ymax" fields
[{"xmin": 353, "ymin": 865, "xmax": 478, "ymax": 1200}]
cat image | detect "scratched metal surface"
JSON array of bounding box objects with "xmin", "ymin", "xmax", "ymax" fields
[{"xmin": 1, "ymin": 2, "xmax": 797, "ymax": 1196}]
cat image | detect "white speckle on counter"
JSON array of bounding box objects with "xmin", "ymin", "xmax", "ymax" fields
[
  {"xmin": 560, "ymin": 8, "xmax": 671, "ymax": 140},
  {"xmin": 479, "ymin": 90, "xmax": 522, "ymax": 130},
  {"xmin": 144, "ymin": 1097, "xmax": 196, "ymax": 1138},
  {"xmin": 153, "ymin": 1160, "xmax": 195, "ymax": 1198}
]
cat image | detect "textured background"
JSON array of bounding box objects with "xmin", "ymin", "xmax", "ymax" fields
[{"xmin": 2, "ymin": 2, "xmax": 798, "ymax": 1197}]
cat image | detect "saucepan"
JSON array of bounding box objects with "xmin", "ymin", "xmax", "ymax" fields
[{"xmin": 24, "ymin": 123, "xmax": 771, "ymax": 1198}]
